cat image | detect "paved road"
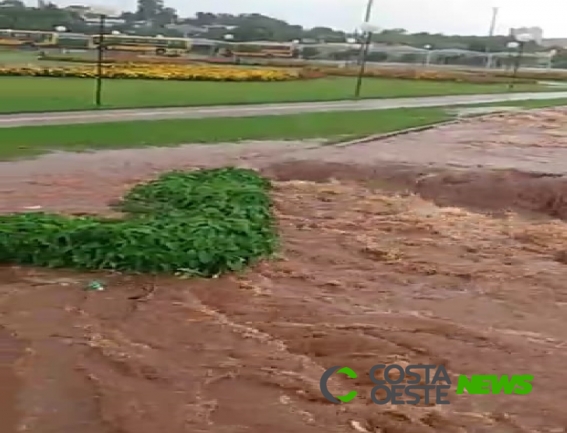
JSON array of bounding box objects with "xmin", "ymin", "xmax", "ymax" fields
[{"xmin": 2, "ymin": 91, "xmax": 567, "ymax": 128}]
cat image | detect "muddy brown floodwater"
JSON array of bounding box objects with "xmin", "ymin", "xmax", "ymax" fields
[{"xmin": 2, "ymin": 108, "xmax": 567, "ymax": 433}]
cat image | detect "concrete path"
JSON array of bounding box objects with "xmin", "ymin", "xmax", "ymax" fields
[{"xmin": 1, "ymin": 91, "xmax": 567, "ymax": 128}]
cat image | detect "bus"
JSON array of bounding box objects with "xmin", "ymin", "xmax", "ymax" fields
[
  {"xmin": 90, "ymin": 34, "xmax": 192, "ymax": 56},
  {"xmin": 56, "ymin": 32, "xmax": 91, "ymax": 50},
  {"xmin": 219, "ymin": 42, "xmax": 299, "ymax": 59},
  {"xmin": 0, "ymin": 29, "xmax": 58, "ymax": 48}
]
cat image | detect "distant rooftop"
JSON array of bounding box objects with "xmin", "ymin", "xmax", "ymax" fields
[
  {"xmin": 165, "ymin": 23, "xmax": 206, "ymax": 34},
  {"xmin": 541, "ymin": 38, "xmax": 567, "ymax": 48}
]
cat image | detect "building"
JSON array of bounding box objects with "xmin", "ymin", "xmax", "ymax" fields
[
  {"xmin": 509, "ymin": 26, "xmax": 543, "ymax": 45},
  {"xmin": 541, "ymin": 38, "xmax": 567, "ymax": 49},
  {"xmin": 165, "ymin": 23, "xmax": 206, "ymax": 37}
]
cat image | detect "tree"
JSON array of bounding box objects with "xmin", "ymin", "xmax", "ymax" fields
[
  {"xmin": 303, "ymin": 26, "xmax": 345, "ymax": 42},
  {"xmin": 119, "ymin": 11, "xmax": 137, "ymax": 22},
  {"xmin": 0, "ymin": 4, "xmax": 76, "ymax": 30},
  {"xmin": 0, "ymin": 0, "xmax": 25, "ymax": 8},
  {"xmin": 194, "ymin": 12, "xmax": 215, "ymax": 25},
  {"xmin": 154, "ymin": 7, "xmax": 177, "ymax": 26},
  {"xmin": 136, "ymin": 0, "xmax": 164, "ymax": 21},
  {"xmin": 0, "ymin": 4, "xmax": 551, "ymax": 56}
]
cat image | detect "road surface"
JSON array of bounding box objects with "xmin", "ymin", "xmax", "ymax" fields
[{"xmin": 1, "ymin": 91, "xmax": 567, "ymax": 128}]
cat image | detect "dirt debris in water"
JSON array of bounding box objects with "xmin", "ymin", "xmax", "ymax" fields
[{"xmin": 1, "ymin": 108, "xmax": 567, "ymax": 433}]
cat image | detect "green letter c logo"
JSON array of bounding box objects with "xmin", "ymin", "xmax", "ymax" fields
[{"xmin": 320, "ymin": 366, "xmax": 358, "ymax": 404}]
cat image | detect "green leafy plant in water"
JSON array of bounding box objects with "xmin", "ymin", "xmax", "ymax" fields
[{"xmin": 0, "ymin": 167, "xmax": 278, "ymax": 277}]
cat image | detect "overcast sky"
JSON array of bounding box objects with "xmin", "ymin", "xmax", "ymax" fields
[{"xmin": 54, "ymin": 0, "xmax": 566, "ymax": 37}]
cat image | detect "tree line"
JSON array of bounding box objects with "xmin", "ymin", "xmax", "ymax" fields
[{"xmin": 0, "ymin": 0, "xmax": 563, "ymax": 61}]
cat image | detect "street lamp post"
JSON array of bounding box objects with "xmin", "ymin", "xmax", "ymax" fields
[
  {"xmin": 356, "ymin": 0, "xmax": 375, "ymax": 66},
  {"xmin": 484, "ymin": 6, "xmax": 499, "ymax": 68},
  {"xmin": 547, "ymin": 49, "xmax": 557, "ymax": 70},
  {"xmin": 508, "ymin": 33, "xmax": 533, "ymax": 90},
  {"xmin": 506, "ymin": 41, "xmax": 519, "ymax": 72},
  {"xmin": 54, "ymin": 26, "xmax": 66, "ymax": 54},
  {"xmin": 423, "ymin": 44, "xmax": 433, "ymax": 66},
  {"xmin": 354, "ymin": 22, "xmax": 379, "ymax": 99},
  {"xmin": 223, "ymin": 33, "xmax": 236, "ymax": 61},
  {"xmin": 88, "ymin": 6, "xmax": 117, "ymax": 107},
  {"xmin": 223, "ymin": 33, "xmax": 235, "ymax": 47},
  {"xmin": 291, "ymin": 39, "xmax": 301, "ymax": 59},
  {"xmin": 346, "ymin": 37, "xmax": 357, "ymax": 65},
  {"xmin": 95, "ymin": 13, "xmax": 106, "ymax": 106}
]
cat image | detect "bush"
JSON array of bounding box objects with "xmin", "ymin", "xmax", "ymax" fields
[{"xmin": 0, "ymin": 168, "xmax": 278, "ymax": 277}]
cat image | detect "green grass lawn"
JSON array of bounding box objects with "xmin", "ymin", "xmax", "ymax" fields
[
  {"xmin": 1, "ymin": 98, "xmax": 566, "ymax": 161},
  {"xmin": 0, "ymin": 50, "xmax": 90, "ymax": 68},
  {"xmin": 478, "ymin": 98, "xmax": 567, "ymax": 109},
  {"xmin": 0, "ymin": 50, "xmax": 38, "ymax": 64},
  {"xmin": 0, "ymin": 107, "xmax": 452, "ymax": 159},
  {"xmin": 0, "ymin": 75, "xmax": 546, "ymax": 113}
]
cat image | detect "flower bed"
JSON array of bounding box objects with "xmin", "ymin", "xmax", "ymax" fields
[
  {"xmin": 0, "ymin": 63, "xmax": 305, "ymax": 81},
  {"xmin": 39, "ymin": 53, "xmax": 309, "ymax": 68},
  {"xmin": 305, "ymin": 66, "xmax": 537, "ymax": 84},
  {"xmin": 488, "ymin": 69, "xmax": 567, "ymax": 82},
  {"xmin": 22, "ymin": 54, "xmax": 545, "ymax": 84}
]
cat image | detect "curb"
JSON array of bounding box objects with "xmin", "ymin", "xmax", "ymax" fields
[
  {"xmin": 331, "ymin": 106, "xmax": 537, "ymax": 148},
  {"xmin": 332, "ymin": 119, "xmax": 463, "ymax": 147}
]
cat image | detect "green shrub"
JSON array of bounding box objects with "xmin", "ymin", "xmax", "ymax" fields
[{"xmin": 0, "ymin": 167, "xmax": 278, "ymax": 277}]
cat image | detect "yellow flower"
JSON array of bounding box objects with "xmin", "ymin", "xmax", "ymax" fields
[{"xmin": 0, "ymin": 64, "xmax": 303, "ymax": 82}]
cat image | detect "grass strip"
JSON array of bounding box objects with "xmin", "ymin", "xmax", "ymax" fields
[
  {"xmin": 0, "ymin": 107, "xmax": 451, "ymax": 160},
  {"xmin": 1, "ymin": 99, "xmax": 566, "ymax": 161},
  {"xmin": 466, "ymin": 98, "xmax": 567, "ymax": 109},
  {"xmin": 0, "ymin": 76, "xmax": 546, "ymax": 113}
]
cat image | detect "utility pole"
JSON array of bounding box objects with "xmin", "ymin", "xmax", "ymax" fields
[
  {"xmin": 485, "ymin": 6, "xmax": 499, "ymax": 68},
  {"xmin": 363, "ymin": 0, "xmax": 375, "ymax": 23},
  {"xmin": 357, "ymin": 0, "xmax": 375, "ymax": 65}
]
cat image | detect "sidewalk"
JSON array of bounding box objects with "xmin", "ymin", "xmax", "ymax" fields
[{"xmin": 1, "ymin": 91, "xmax": 567, "ymax": 128}]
